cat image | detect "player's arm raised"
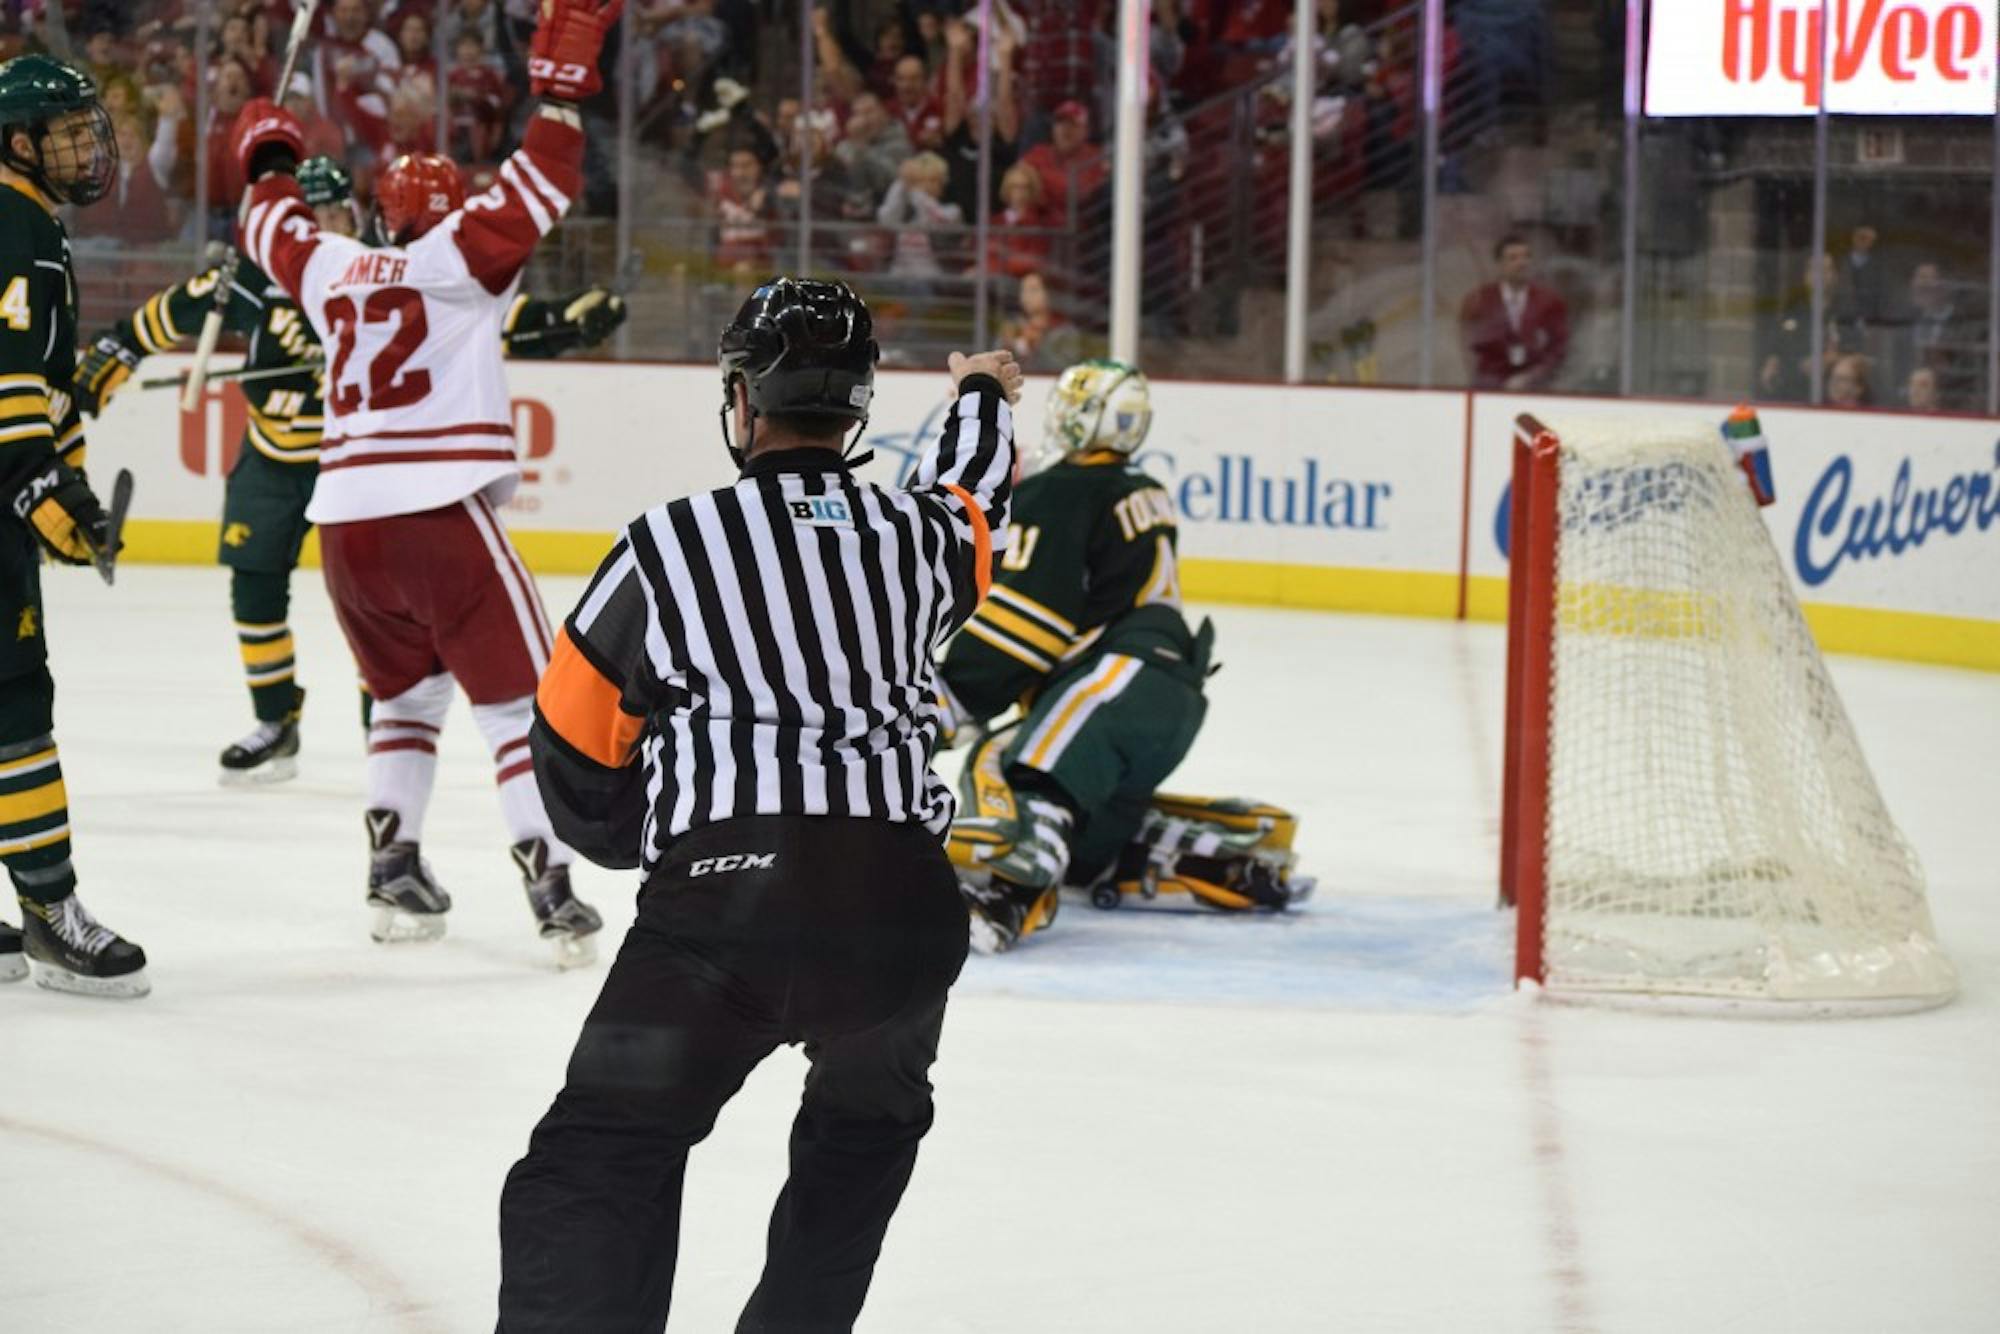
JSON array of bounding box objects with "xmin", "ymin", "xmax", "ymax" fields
[
  {"xmin": 74, "ymin": 266, "xmax": 244, "ymax": 416},
  {"xmin": 502, "ymin": 286, "xmax": 628, "ymax": 359},
  {"xmin": 454, "ymin": 0, "xmax": 621, "ymax": 295},
  {"xmin": 911, "ymin": 349, "xmax": 1024, "ymax": 633},
  {"xmin": 233, "ymin": 99, "xmax": 320, "ymax": 301},
  {"xmin": 530, "ymin": 531, "xmax": 656, "ymax": 869}
]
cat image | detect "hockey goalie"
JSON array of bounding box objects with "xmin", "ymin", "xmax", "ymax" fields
[{"xmin": 937, "ymin": 359, "xmax": 1313, "ymax": 954}]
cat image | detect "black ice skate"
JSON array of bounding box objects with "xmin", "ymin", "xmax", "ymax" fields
[
  {"xmin": 366, "ymin": 809, "xmax": 450, "ymax": 943},
  {"xmin": 219, "ymin": 690, "xmax": 304, "ymax": 786},
  {"xmin": 18, "ymin": 894, "xmax": 149, "ymax": 998},
  {"xmin": 510, "ymin": 838, "xmax": 602, "ymax": 970},
  {"xmin": 961, "ymin": 876, "xmax": 1059, "ymax": 956},
  {"xmin": 1, "ymin": 919, "xmax": 25, "ymax": 984}
]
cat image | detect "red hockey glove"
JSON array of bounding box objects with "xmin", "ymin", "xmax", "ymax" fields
[
  {"xmin": 231, "ymin": 97, "xmax": 304, "ymax": 184},
  {"xmin": 528, "ymin": 0, "xmax": 625, "ymax": 103}
]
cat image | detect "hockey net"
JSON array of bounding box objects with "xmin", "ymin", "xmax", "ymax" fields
[{"xmin": 1499, "ymin": 414, "xmax": 1957, "ymax": 1011}]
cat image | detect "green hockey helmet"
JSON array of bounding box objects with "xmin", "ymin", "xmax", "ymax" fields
[
  {"xmin": 0, "ymin": 55, "xmax": 117, "ymax": 207},
  {"xmin": 298, "ymin": 154, "xmax": 361, "ymax": 236},
  {"xmin": 298, "ymin": 155, "xmax": 353, "ymax": 207}
]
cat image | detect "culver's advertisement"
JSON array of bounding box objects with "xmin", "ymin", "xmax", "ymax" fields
[{"xmin": 1466, "ymin": 394, "xmax": 2000, "ymax": 624}]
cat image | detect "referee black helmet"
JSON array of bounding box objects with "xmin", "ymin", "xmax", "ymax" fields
[{"xmin": 718, "ymin": 278, "xmax": 879, "ymax": 465}]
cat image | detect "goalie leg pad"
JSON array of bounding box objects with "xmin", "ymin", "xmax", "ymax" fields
[{"xmin": 1107, "ymin": 794, "xmax": 1315, "ymax": 912}]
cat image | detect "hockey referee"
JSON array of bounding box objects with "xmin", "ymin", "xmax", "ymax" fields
[{"xmin": 498, "ymin": 278, "xmax": 1021, "ymax": 1331}]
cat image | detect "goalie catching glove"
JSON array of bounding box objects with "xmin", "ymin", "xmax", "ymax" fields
[
  {"xmin": 13, "ymin": 460, "xmax": 112, "ymax": 566},
  {"xmin": 528, "ymin": 0, "xmax": 625, "ymax": 103}
]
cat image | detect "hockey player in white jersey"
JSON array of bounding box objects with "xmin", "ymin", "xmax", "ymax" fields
[{"xmin": 228, "ymin": 0, "xmax": 626, "ymax": 966}]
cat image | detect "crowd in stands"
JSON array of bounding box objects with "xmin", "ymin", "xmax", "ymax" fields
[
  {"xmin": 4, "ymin": 0, "xmax": 1443, "ymax": 365},
  {"xmin": 4, "ymin": 2, "xmax": 1983, "ymax": 405},
  {"xmin": 1758, "ymin": 226, "xmax": 1988, "ymax": 414}
]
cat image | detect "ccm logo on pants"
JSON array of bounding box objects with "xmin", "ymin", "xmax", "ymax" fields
[{"xmin": 690, "ymin": 853, "xmax": 777, "ymax": 877}]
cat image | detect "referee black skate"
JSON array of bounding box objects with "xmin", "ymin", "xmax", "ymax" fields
[{"xmin": 498, "ymin": 278, "xmax": 1020, "ymax": 1332}]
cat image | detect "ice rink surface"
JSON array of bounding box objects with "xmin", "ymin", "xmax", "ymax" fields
[{"xmin": 4, "ymin": 565, "xmax": 1997, "ymax": 1333}]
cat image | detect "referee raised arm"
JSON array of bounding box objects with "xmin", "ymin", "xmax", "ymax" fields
[{"xmin": 497, "ymin": 279, "xmax": 1022, "ymax": 1333}]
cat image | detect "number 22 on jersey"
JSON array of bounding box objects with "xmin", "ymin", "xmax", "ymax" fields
[{"xmin": 324, "ymin": 286, "xmax": 432, "ymax": 413}]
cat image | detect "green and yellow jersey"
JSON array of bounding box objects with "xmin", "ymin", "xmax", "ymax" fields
[
  {"xmin": 81, "ymin": 258, "xmax": 325, "ymax": 464},
  {"xmin": 942, "ymin": 450, "xmax": 1188, "ymax": 722},
  {"xmin": 0, "ymin": 177, "xmax": 87, "ymax": 501}
]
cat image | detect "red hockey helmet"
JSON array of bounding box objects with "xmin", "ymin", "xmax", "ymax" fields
[{"xmin": 376, "ymin": 152, "xmax": 464, "ymax": 244}]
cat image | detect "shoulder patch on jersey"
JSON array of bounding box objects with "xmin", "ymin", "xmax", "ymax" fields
[{"xmin": 787, "ymin": 496, "xmax": 854, "ymax": 528}]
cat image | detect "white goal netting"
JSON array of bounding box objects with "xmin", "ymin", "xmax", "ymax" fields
[{"xmin": 1539, "ymin": 418, "xmax": 1957, "ymax": 1006}]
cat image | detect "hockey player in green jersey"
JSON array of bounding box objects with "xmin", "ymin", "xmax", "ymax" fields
[
  {"xmin": 74, "ymin": 156, "xmax": 629, "ymax": 785},
  {"xmin": 939, "ymin": 359, "xmax": 1310, "ymax": 952},
  {"xmin": 0, "ymin": 56, "xmax": 148, "ymax": 997}
]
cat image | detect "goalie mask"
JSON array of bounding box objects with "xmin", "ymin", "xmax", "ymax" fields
[{"xmin": 1039, "ymin": 358, "xmax": 1152, "ymax": 472}]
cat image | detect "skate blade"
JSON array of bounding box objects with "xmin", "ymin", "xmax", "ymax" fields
[
  {"xmin": 28, "ymin": 960, "xmax": 150, "ymax": 999},
  {"xmin": 545, "ymin": 932, "xmax": 598, "ymax": 970},
  {"xmin": 219, "ymin": 755, "xmax": 299, "ymax": 787},
  {"xmin": 369, "ymin": 905, "xmax": 447, "ymax": 944},
  {"xmin": 0, "ymin": 953, "xmax": 27, "ymax": 983}
]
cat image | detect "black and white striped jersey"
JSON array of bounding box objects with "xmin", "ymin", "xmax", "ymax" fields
[{"xmin": 531, "ymin": 377, "xmax": 1014, "ymax": 871}]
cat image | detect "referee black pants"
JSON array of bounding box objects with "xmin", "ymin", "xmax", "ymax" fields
[{"xmin": 497, "ymin": 815, "xmax": 969, "ymax": 1333}]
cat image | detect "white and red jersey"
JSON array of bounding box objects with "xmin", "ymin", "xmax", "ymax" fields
[{"xmin": 240, "ymin": 108, "xmax": 583, "ymax": 525}]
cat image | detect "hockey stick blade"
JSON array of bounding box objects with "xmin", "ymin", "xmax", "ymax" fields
[{"xmin": 92, "ymin": 469, "xmax": 134, "ymax": 588}]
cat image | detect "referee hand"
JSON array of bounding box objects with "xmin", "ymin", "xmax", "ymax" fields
[{"xmin": 949, "ymin": 349, "xmax": 1024, "ymax": 404}]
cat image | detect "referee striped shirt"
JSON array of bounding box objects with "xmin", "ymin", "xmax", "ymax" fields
[{"xmin": 530, "ymin": 376, "xmax": 1015, "ymax": 871}]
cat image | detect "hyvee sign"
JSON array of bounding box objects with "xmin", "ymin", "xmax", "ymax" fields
[{"xmin": 1647, "ymin": 0, "xmax": 1998, "ymax": 116}]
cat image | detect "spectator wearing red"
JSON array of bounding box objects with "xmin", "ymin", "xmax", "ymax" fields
[
  {"xmin": 447, "ymin": 31, "xmax": 513, "ymax": 164},
  {"xmin": 341, "ymin": 73, "xmax": 443, "ymax": 166},
  {"xmin": 709, "ymin": 146, "xmax": 776, "ymax": 278},
  {"xmin": 986, "ymin": 162, "xmax": 1052, "ymax": 279},
  {"xmin": 867, "ymin": 18, "xmax": 914, "ymax": 100},
  {"xmin": 283, "ymin": 73, "xmax": 350, "ymax": 163},
  {"xmin": 313, "ymin": 0, "xmax": 402, "ymax": 124},
  {"xmin": 887, "ymin": 53, "xmax": 944, "ymax": 153},
  {"xmin": 1458, "ymin": 233, "xmax": 1569, "ymax": 391},
  {"xmin": 204, "ymin": 55, "xmax": 256, "ymax": 210},
  {"xmin": 1020, "ymin": 100, "xmax": 1107, "ymax": 220},
  {"xmin": 220, "ymin": 11, "xmax": 278, "ymax": 96},
  {"xmin": 102, "ymin": 107, "xmax": 180, "ymax": 245},
  {"xmin": 393, "ymin": 10, "xmax": 440, "ymax": 91}
]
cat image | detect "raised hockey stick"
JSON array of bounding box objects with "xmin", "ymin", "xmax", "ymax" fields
[
  {"xmin": 88, "ymin": 468, "xmax": 134, "ymax": 587},
  {"xmin": 181, "ymin": 0, "xmax": 322, "ymax": 413}
]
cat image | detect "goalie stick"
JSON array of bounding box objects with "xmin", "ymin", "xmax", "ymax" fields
[
  {"xmin": 181, "ymin": 0, "xmax": 322, "ymax": 413},
  {"xmin": 87, "ymin": 468, "xmax": 133, "ymax": 587}
]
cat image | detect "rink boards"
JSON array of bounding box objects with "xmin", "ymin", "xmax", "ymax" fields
[{"xmin": 89, "ymin": 357, "xmax": 2000, "ymax": 671}]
